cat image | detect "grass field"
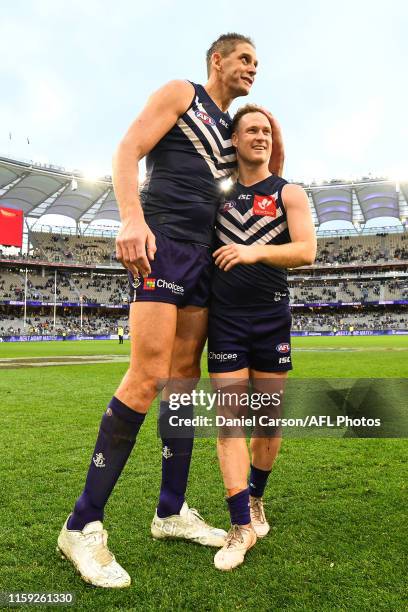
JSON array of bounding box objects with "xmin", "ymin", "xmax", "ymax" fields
[{"xmin": 0, "ymin": 337, "xmax": 407, "ymax": 611}]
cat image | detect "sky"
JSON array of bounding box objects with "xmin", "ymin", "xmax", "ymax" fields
[{"xmin": 0, "ymin": 0, "xmax": 407, "ymax": 218}]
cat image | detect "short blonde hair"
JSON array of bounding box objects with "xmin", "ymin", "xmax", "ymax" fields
[{"xmin": 232, "ymin": 104, "xmax": 268, "ymax": 133}]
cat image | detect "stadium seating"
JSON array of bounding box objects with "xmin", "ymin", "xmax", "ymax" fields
[
  {"xmin": 314, "ymin": 233, "xmax": 408, "ymax": 266},
  {"xmin": 0, "ymin": 312, "xmax": 128, "ymax": 336},
  {"xmin": 3, "ymin": 231, "xmax": 407, "ymax": 268},
  {"xmin": 13, "ymin": 231, "xmax": 404, "ymax": 267},
  {"xmin": 291, "ymin": 309, "xmax": 407, "ymax": 332},
  {"xmin": 30, "ymin": 232, "xmax": 116, "ymax": 265},
  {"xmin": 0, "ymin": 268, "xmax": 129, "ymax": 304},
  {"xmin": 289, "ymin": 279, "xmax": 408, "ymax": 303},
  {"xmin": 1, "ymin": 229, "xmax": 407, "ymax": 335},
  {"xmin": 1, "ymin": 308, "xmax": 406, "ymax": 336},
  {"xmin": 1, "ymin": 267, "xmax": 406, "ymax": 308}
]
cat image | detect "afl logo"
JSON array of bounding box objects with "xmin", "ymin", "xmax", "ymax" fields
[
  {"xmin": 222, "ymin": 200, "xmax": 236, "ymax": 212},
  {"xmin": 195, "ymin": 110, "xmax": 216, "ymax": 126},
  {"xmin": 276, "ymin": 343, "xmax": 290, "ymax": 354},
  {"xmin": 132, "ymin": 276, "xmax": 141, "ymax": 289}
]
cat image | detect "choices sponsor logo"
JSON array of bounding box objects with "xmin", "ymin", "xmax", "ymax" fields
[
  {"xmin": 143, "ymin": 277, "xmax": 184, "ymax": 295},
  {"xmin": 276, "ymin": 343, "xmax": 290, "ymax": 354},
  {"xmin": 208, "ymin": 351, "xmax": 238, "ymax": 361},
  {"xmin": 157, "ymin": 278, "xmax": 184, "ymax": 295},
  {"xmin": 253, "ymin": 195, "xmax": 277, "ymax": 216},
  {"xmin": 157, "ymin": 279, "xmax": 184, "ymax": 295},
  {"xmin": 195, "ymin": 110, "xmax": 216, "ymax": 126},
  {"xmin": 144, "ymin": 278, "xmax": 156, "ymax": 290}
]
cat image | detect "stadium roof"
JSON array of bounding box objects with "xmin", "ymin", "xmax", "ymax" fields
[{"xmin": 0, "ymin": 156, "xmax": 407, "ymax": 228}]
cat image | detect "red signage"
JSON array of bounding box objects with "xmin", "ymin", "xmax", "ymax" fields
[{"xmin": 0, "ymin": 206, "xmax": 24, "ymax": 247}]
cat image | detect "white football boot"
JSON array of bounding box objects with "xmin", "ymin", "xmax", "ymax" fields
[
  {"xmin": 214, "ymin": 524, "xmax": 257, "ymax": 571},
  {"xmin": 250, "ymin": 496, "xmax": 270, "ymax": 538},
  {"xmin": 151, "ymin": 502, "xmax": 227, "ymax": 547},
  {"xmin": 57, "ymin": 516, "xmax": 131, "ymax": 588}
]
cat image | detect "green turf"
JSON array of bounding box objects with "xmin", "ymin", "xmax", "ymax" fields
[
  {"xmin": 0, "ymin": 339, "xmax": 130, "ymax": 358},
  {"xmin": 0, "ymin": 338, "xmax": 407, "ymax": 611},
  {"xmin": 289, "ymin": 338, "xmax": 408, "ymax": 377}
]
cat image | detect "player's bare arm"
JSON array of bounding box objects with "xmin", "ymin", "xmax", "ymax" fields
[
  {"xmin": 214, "ymin": 184, "xmax": 316, "ymax": 271},
  {"xmin": 112, "ymin": 80, "xmax": 194, "ymax": 276}
]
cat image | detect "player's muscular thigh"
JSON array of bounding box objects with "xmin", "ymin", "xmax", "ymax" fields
[
  {"xmin": 116, "ymin": 302, "xmax": 177, "ymax": 411},
  {"xmin": 164, "ymin": 306, "xmax": 208, "ymax": 398}
]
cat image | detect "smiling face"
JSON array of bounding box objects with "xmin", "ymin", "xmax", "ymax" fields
[
  {"xmin": 232, "ymin": 111, "xmax": 272, "ymax": 165},
  {"xmin": 213, "ymin": 42, "xmax": 258, "ymax": 97}
]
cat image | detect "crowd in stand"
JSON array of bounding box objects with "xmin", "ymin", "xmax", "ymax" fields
[
  {"xmin": 291, "ymin": 308, "xmax": 408, "ymax": 332},
  {"xmin": 0, "ymin": 311, "xmax": 128, "ymax": 336},
  {"xmin": 289, "ymin": 279, "xmax": 407, "ymax": 303},
  {"xmin": 1, "ymin": 308, "xmax": 406, "ymax": 336},
  {"xmin": 30, "ymin": 233, "xmax": 117, "ymax": 265},
  {"xmin": 0, "ymin": 250, "xmax": 44, "ymax": 262},
  {"xmin": 0, "ymin": 269, "xmax": 129, "ymax": 305},
  {"xmin": 1, "ymin": 231, "xmax": 407, "ymax": 268},
  {"xmin": 1, "ymin": 267, "xmax": 407, "ymax": 307},
  {"xmin": 314, "ymin": 233, "xmax": 408, "ymax": 266},
  {"xmin": 1, "ymin": 231, "xmax": 407, "ymax": 336}
]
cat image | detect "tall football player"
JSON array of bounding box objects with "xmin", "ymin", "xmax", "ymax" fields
[{"xmin": 57, "ymin": 35, "xmax": 285, "ymax": 587}]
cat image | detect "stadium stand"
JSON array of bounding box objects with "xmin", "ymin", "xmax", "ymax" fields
[
  {"xmin": 1, "ymin": 233, "xmax": 407, "ymax": 336},
  {"xmin": 1, "ymin": 267, "xmax": 407, "ymax": 305},
  {"xmin": 0, "ymin": 268, "xmax": 128, "ymax": 304},
  {"xmin": 289, "ymin": 279, "xmax": 408, "ymax": 303},
  {"xmin": 0, "ymin": 311, "xmax": 128, "ymax": 336},
  {"xmin": 2, "ymin": 231, "xmax": 407, "ymax": 268},
  {"xmin": 315, "ymin": 233, "xmax": 408, "ymax": 265},
  {"xmin": 291, "ymin": 309, "xmax": 408, "ymax": 332},
  {"xmin": 0, "ymin": 156, "xmax": 407, "ymax": 337},
  {"xmin": 30, "ymin": 232, "xmax": 116, "ymax": 265}
]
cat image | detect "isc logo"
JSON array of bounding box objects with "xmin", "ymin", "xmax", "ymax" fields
[
  {"xmin": 195, "ymin": 110, "xmax": 216, "ymax": 126},
  {"xmin": 276, "ymin": 343, "xmax": 290, "ymax": 353},
  {"xmin": 279, "ymin": 356, "xmax": 291, "ymax": 364}
]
